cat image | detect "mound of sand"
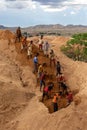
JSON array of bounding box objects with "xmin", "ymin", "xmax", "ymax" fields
[{"xmin": 0, "ymin": 30, "xmax": 15, "ymax": 40}]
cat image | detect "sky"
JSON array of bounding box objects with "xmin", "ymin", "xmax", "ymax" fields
[{"xmin": 0, "ymin": 0, "xmax": 87, "ymax": 27}]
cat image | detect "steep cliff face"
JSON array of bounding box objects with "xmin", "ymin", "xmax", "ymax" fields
[{"xmin": 0, "ymin": 31, "xmax": 87, "ymax": 130}]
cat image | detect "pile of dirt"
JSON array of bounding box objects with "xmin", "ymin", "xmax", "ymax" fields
[
  {"xmin": 0, "ymin": 30, "xmax": 15, "ymax": 52},
  {"xmin": 0, "ymin": 30, "xmax": 15, "ymax": 40}
]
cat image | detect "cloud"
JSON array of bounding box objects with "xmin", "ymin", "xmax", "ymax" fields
[
  {"xmin": 32, "ymin": 0, "xmax": 87, "ymax": 6},
  {"xmin": 41, "ymin": 5, "xmax": 67, "ymax": 12},
  {"xmin": 5, "ymin": 0, "xmax": 16, "ymax": 1},
  {"xmin": 32, "ymin": 0, "xmax": 66, "ymax": 6},
  {"xmin": 32, "ymin": 0, "xmax": 68, "ymax": 8},
  {"xmin": 0, "ymin": 0, "xmax": 87, "ymax": 12},
  {"xmin": 0, "ymin": 0, "xmax": 36, "ymax": 10},
  {"xmin": 32, "ymin": 0, "xmax": 87, "ymax": 12}
]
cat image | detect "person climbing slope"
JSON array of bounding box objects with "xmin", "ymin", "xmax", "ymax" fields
[
  {"xmin": 43, "ymin": 41, "xmax": 50, "ymax": 57},
  {"xmin": 15, "ymin": 26, "xmax": 22, "ymax": 43},
  {"xmin": 38, "ymin": 35, "xmax": 43, "ymax": 51},
  {"xmin": 49, "ymin": 49, "xmax": 55, "ymax": 67},
  {"xmin": 52, "ymin": 93, "xmax": 58, "ymax": 112},
  {"xmin": 27, "ymin": 40, "xmax": 33, "ymax": 59},
  {"xmin": 33, "ymin": 53, "xmax": 38, "ymax": 73},
  {"xmin": 56, "ymin": 61, "xmax": 61, "ymax": 75},
  {"xmin": 39, "ymin": 71, "xmax": 46, "ymax": 91},
  {"xmin": 42, "ymin": 85, "xmax": 49, "ymax": 102}
]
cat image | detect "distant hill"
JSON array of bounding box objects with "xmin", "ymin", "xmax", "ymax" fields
[
  {"xmin": 0, "ymin": 24, "xmax": 87, "ymax": 36},
  {"xmin": 0, "ymin": 25, "xmax": 17, "ymax": 32},
  {"xmin": 0, "ymin": 25, "xmax": 7, "ymax": 29}
]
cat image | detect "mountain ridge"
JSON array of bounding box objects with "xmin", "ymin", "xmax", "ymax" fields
[{"xmin": 0, "ymin": 24, "xmax": 87, "ymax": 36}]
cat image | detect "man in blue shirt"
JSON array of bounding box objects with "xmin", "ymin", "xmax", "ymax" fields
[{"xmin": 33, "ymin": 53, "xmax": 38, "ymax": 73}]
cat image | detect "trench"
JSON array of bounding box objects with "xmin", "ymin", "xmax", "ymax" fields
[{"xmin": 15, "ymin": 38, "xmax": 73, "ymax": 114}]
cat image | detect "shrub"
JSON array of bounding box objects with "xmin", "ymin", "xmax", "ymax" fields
[{"xmin": 61, "ymin": 33, "xmax": 87, "ymax": 62}]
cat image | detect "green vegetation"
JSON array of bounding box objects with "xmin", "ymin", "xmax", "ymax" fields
[{"xmin": 61, "ymin": 33, "xmax": 87, "ymax": 62}]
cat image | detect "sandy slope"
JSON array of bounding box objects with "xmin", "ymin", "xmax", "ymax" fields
[
  {"xmin": 0, "ymin": 31, "xmax": 87, "ymax": 130},
  {"xmin": 0, "ymin": 30, "xmax": 36, "ymax": 130}
]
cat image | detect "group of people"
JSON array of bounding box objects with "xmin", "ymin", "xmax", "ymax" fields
[
  {"xmin": 32, "ymin": 36, "xmax": 73, "ymax": 112},
  {"xmin": 15, "ymin": 27, "xmax": 34, "ymax": 59},
  {"xmin": 15, "ymin": 27, "xmax": 73, "ymax": 113},
  {"xmin": 38, "ymin": 35, "xmax": 50, "ymax": 57},
  {"xmin": 20, "ymin": 36, "xmax": 34, "ymax": 59}
]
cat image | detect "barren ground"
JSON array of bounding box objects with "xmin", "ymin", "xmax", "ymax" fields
[{"xmin": 0, "ymin": 30, "xmax": 87, "ymax": 130}]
